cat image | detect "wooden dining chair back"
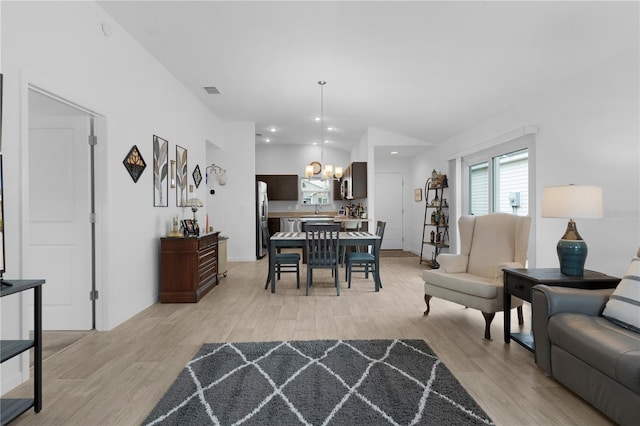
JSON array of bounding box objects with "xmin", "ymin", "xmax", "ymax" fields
[
  {"xmin": 346, "ymin": 221, "xmax": 386, "ymax": 289},
  {"xmin": 263, "ymin": 227, "xmax": 300, "ymax": 290},
  {"xmin": 305, "ymin": 224, "xmax": 341, "ymax": 296}
]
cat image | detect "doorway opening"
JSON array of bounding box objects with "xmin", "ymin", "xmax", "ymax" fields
[{"xmin": 25, "ymin": 86, "xmax": 104, "ymax": 355}]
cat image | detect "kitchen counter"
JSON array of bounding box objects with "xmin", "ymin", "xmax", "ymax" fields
[
  {"xmin": 270, "ymin": 212, "xmax": 368, "ymax": 221},
  {"xmin": 269, "ymin": 211, "xmax": 339, "ymax": 218}
]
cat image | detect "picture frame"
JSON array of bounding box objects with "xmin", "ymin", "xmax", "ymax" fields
[
  {"xmin": 175, "ymin": 145, "xmax": 187, "ymax": 206},
  {"xmin": 153, "ymin": 135, "xmax": 168, "ymax": 207},
  {"xmin": 181, "ymin": 219, "xmax": 199, "ymax": 236},
  {"xmin": 414, "ymin": 188, "xmax": 422, "ymax": 202}
]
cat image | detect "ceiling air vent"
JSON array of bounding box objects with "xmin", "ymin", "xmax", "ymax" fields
[{"xmin": 203, "ymin": 86, "xmax": 221, "ymax": 95}]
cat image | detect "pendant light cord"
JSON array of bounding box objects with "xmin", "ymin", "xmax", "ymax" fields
[{"xmin": 319, "ymin": 81, "xmax": 326, "ymax": 173}]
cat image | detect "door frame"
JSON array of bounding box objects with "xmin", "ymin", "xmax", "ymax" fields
[
  {"xmin": 374, "ymin": 172, "xmax": 404, "ymax": 250},
  {"xmin": 18, "ymin": 73, "xmax": 108, "ymax": 380}
]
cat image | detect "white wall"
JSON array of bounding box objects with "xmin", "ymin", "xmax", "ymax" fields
[
  {"xmin": 1, "ymin": 1, "xmax": 227, "ymax": 392},
  {"xmin": 411, "ymin": 48, "xmax": 639, "ymax": 276},
  {"xmin": 206, "ymin": 122, "xmax": 256, "ymax": 261}
]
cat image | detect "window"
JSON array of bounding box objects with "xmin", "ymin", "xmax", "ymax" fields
[
  {"xmin": 469, "ymin": 162, "xmax": 489, "ymax": 215},
  {"xmin": 300, "ymin": 178, "xmax": 331, "ymax": 205},
  {"xmin": 494, "ymin": 149, "xmax": 528, "ymax": 216},
  {"xmin": 467, "ymin": 148, "xmax": 529, "ymax": 216}
]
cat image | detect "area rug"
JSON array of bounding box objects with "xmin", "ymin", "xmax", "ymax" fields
[
  {"xmin": 379, "ymin": 250, "xmax": 418, "ymax": 258},
  {"xmin": 143, "ymin": 339, "xmax": 493, "ymax": 425}
]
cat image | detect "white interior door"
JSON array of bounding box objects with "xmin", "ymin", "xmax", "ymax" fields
[
  {"xmin": 375, "ymin": 173, "xmax": 404, "ymax": 249},
  {"xmin": 26, "ymin": 114, "xmax": 92, "ymax": 330}
]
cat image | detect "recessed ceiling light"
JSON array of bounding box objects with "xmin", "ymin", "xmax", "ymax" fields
[
  {"xmin": 314, "ymin": 117, "xmax": 321, "ymax": 122},
  {"xmin": 391, "ymin": 151, "xmax": 398, "ymax": 155},
  {"xmin": 324, "ymin": 140, "xmax": 329, "ymax": 144},
  {"xmin": 269, "ymin": 127, "xmax": 277, "ymax": 132},
  {"xmin": 327, "ymin": 127, "xmax": 334, "ymax": 131},
  {"xmin": 312, "ymin": 142, "xmax": 318, "ymax": 146},
  {"xmin": 265, "ymin": 138, "xmax": 271, "ymax": 143}
]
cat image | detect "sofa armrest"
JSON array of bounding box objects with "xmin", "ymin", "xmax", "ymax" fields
[
  {"xmin": 436, "ymin": 254, "xmax": 468, "ymax": 273},
  {"xmin": 531, "ymin": 285, "xmax": 614, "ymax": 375}
]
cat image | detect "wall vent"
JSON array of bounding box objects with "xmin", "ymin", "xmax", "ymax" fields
[{"xmin": 203, "ymin": 86, "xmax": 221, "ymax": 95}]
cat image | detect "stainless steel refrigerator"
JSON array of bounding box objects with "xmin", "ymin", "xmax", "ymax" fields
[{"xmin": 256, "ymin": 181, "xmax": 269, "ymax": 258}]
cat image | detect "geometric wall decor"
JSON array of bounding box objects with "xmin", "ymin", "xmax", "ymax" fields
[
  {"xmin": 122, "ymin": 145, "xmax": 146, "ymax": 183},
  {"xmin": 192, "ymin": 164, "xmax": 202, "ymax": 188}
]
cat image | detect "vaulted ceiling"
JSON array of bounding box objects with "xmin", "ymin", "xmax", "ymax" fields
[{"xmin": 98, "ymin": 1, "xmax": 637, "ymax": 153}]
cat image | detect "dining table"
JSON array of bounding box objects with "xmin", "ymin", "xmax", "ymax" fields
[{"xmin": 268, "ymin": 231, "xmax": 382, "ymax": 293}]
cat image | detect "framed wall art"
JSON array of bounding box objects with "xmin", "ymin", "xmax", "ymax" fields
[
  {"xmin": 175, "ymin": 145, "xmax": 188, "ymax": 206},
  {"xmin": 123, "ymin": 145, "xmax": 146, "ymax": 183},
  {"xmin": 153, "ymin": 135, "xmax": 168, "ymax": 206}
]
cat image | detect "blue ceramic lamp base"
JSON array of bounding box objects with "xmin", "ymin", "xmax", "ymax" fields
[
  {"xmin": 557, "ymin": 239, "xmax": 587, "ymax": 276},
  {"xmin": 556, "ymin": 219, "xmax": 588, "ymax": 276}
]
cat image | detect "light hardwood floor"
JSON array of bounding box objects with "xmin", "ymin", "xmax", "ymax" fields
[{"xmin": 6, "ymin": 254, "xmax": 613, "ymax": 425}]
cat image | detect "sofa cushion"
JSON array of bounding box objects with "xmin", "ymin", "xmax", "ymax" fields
[
  {"xmin": 602, "ymin": 257, "xmax": 640, "ymax": 333},
  {"xmin": 548, "ymin": 313, "xmax": 640, "ymax": 394},
  {"xmin": 422, "ymin": 270, "xmax": 498, "ymax": 299}
]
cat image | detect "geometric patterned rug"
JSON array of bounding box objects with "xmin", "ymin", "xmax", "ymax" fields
[{"xmin": 143, "ymin": 339, "xmax": 494, "ymax": 425}]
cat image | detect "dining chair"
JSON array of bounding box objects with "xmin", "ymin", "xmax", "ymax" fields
[
  {"xmin": 345, "ymin": 221, "xmax": 386, "ymax": 289},
  {"xmin": 263, "ymin": 227, "xmax": 300, "ymax": 290},
  {"xmin": 340, "ymin": 219, "xmax": 361, "ymax": 265},
  {"xmin": 305, "ymin": 224, "xmax": 341, "ymax": 296}
]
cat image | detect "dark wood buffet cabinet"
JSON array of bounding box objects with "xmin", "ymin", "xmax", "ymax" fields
[{"xmin": 160, "ymin": 232, "xmax": 219, "ymax": 303}]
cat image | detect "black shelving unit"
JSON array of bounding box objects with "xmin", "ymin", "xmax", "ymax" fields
[
  {"xmin": 1, "ymin": 279, "xmax": 45, "ymax": 425},
  {"xmin": 420, "ymin": 177, "xmax": 449, "ymax": 268}
]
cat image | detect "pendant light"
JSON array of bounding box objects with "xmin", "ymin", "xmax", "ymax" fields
[{"xmin": 312, "ymin": 81, "xmax": 342, "ymax": 180}]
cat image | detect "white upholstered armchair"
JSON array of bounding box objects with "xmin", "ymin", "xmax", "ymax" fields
[{"xmin": 422, "ymin": 213, "xmax": 532, "ymax": 339}]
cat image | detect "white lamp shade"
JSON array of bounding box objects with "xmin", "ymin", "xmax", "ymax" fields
[
  {"xmin": 305, "ymin": 165, "xmax": 314, "ymax": 178},
  {"xmin": 187, "ymin": 197, "xmax": 204, "ymax": 208},
  {"xmin": 334, "ymin": 166, "xmax": 343, "ymax": 179},
  {"xmin": 542, "ymin": 185, "xmax": 603, "ymax": 219}
]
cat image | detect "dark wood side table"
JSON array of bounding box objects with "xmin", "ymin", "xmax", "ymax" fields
[
  {"xmin": 503, "ymin": 268, "xmax": 620, "ymax": 352},
  {"xmin": 1, "ymin": 279, "xmax": 46, "ymax": 424}
]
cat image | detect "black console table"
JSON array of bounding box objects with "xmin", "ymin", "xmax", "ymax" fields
[
  {"xmin": 1, "ymin": 279, "xmax": 46, "ymax": 425},
  {"xmin": 503, "ymin": 268, "xmax": 619, "ymax": 352}
]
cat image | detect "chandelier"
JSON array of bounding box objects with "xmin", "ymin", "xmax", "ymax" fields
[{"xmin": 305, "ymin": 81, "xmax": 342, "ymax": 180}]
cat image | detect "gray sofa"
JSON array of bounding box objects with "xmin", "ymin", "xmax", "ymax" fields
[{"xmin": 532, "ymin": 285, "xmax": 640, "ymax": 425}]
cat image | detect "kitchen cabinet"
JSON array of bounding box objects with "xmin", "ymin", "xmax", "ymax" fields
[
  {"xmin": 341, "ymin": 162, "xmax": 367, "ymax": 200},
  {"xmin": 268, "ymin": 218, "xmax": 280, "ymax": 235},
  {"xmin": 160, "ymin": 233, "xmax": 219, "ymax": 302},
  {"xmin": 256, "ymin": 174, "xmax": 299, "ymax": 201},
  {"xmin": 333, "ymin": 179, "xmax": 342, "ymax": 201}
]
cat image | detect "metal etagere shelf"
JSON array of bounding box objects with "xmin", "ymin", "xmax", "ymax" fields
[{"xmin": 420, "ymin": 175, "xmax": 449, "ymax": 268}]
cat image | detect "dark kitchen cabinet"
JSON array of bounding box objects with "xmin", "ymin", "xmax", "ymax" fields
[
  {"xmin": 333, "ymin": 179, "xmax": 342, "ymax": 201},
  {"xmin": 256, "ymin": 174, "xmax": 299, "ymax": 201},
  {"xmin": 341, "ymin": 162, "xmax": 367, "ymax": 200},
  {"xmin": 351, "ymin": 162, "xmax": 367, "ymax": 199},
  {"xmin": 267, "ymin": 218, "xmax": 280, "ymax": 235}
]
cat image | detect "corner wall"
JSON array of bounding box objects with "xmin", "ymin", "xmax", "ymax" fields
[
  {"xmin": 416, "ymin": 47, "xmax": 639, "ymax": 276},
  {"xmin": 1, "ymin": 1, "xmax": 224, "ymax": 392}
]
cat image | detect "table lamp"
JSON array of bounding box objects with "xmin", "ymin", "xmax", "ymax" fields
[
  {"xmin": 541, "ymin": 185, "xmax": 603, "ymax": 276},
  {"xmin": 187, "ymin": 197, "xmax": 204, "ymax": 223}
]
